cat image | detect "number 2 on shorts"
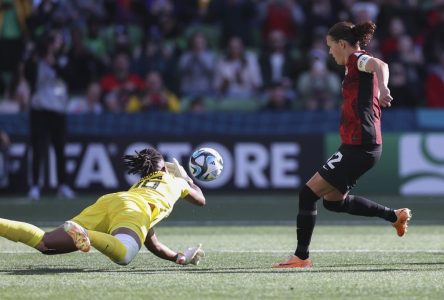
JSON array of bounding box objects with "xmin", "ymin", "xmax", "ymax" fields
[{"xmin": 324, "ymin": 151, "xmax": 343, "ymax": 170}]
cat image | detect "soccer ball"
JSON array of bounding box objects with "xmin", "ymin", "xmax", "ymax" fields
[{"xmin": 189, "ymin": 148, "xmax": 224, "ymax": 181}]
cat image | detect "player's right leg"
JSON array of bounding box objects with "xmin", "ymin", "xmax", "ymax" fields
[
  {"xmin": 65, "ymin": 194, "xmax": 149, "ymax": 265},
  {"xmin": 64, "ymin": 221, "xmax": 141, "ymax": 265},
  {"xmin": 273, "ymin": 173, "xmax": 336, "ymax": 269}
]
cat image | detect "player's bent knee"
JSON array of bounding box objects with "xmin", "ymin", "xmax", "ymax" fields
[
  {"xmin": 323, "ymin": 199, "xmax": 345, "ymax": 212},
  {"xmin": 114, "ymin": 233, "xmax": 140, "ymax": 266},
  {"xmin": 116, "ymin": 259, "xmax": 131, "ymax": 266}
]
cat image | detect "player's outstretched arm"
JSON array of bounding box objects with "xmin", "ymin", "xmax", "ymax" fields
[
  {"xmin": 184, "ymin": 182, "xmax": 206, "ymax": 206},
  {"xmin": 165, "ymin": 157, "xmax": 205, "ymax": 205},
  {"xmin": 144, "ymin": 229, "xmax": 178, "ymax": 262},
  {"xmin": 144, "ymin": 229, "xmax": 204, "ymax": 265}
]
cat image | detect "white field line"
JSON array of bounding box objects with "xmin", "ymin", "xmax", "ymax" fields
[
  {"xmin": 214, "ymin": 249, "xmax": 444, "ymax": 254},
  {"xmin": 1, "ymin": 249, "xmax": 444, "ymax": 254}
]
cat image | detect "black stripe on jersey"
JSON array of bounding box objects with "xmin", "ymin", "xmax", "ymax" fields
[{"xmin": 357, "ymin": 71, "xmax": 377, "ymax": 144}]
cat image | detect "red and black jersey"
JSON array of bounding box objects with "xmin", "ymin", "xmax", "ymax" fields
[{"xmin": 340, "ymin": 51, "xmax": 382, "ymax": 145}]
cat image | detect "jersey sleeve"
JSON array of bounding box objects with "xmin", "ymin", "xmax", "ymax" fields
[
  {"xmin": 357, "ymin": 54, "xmax": 372, "ymax": 73},
  {"xmin": 176, "ymin": 177, "xmax": 191, "ymax": 198}
]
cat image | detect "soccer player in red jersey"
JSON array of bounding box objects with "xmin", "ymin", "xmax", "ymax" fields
[{"xmin": 273, "ymin": 21, "xmax": 412, "ymax": 269}]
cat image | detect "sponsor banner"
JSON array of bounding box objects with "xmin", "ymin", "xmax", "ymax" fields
[
  {"xmin": 399, "ymin": 133, "xmax": 444, "ymax": 196},
  {"xmin": 0, "ymin": 135, "xmax": 323, "ymax": 193}
]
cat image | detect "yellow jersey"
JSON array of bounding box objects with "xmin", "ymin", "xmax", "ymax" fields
[
  {"xmin": 72, "ymin": 171, "xmax": 191, "ymax": 243},
  {"xmin": 128, "ymin": 171, "xmax": 191, "ymax": 228}
]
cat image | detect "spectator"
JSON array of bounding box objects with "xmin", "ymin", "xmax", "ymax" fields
[
  {"xmin": 132, "ymin": 37, "xmax": 179, "ymax": 93},
  {"xmin": 304, "ymin": 0, "xmax": 336, "ymax": 46},
  {"xmin": 259, "ymin": 0, "xmax": 305, "ymax": 42},
  {"xmin": 27, "ymin": 0, "xmax": 65, "ymax": 36},
  {"xmin": 214, "ymin": 36, "xmax": 262, "ymax": 99},
  {"xmin": 208, "ymin": 0, "xmax": 257, "ymax": 47},
  {"xmin": 24, "ymin": 30, "xmax": 75, "ymax": 201},
  {"xmin": 137, "ymin": 0, "xmax": 175, "ymax": 35},
  {"xmin": 66, "ymin": 28, "xmax": 104, "ymax": 94},
  {"xmin": 389, "ymin": 62, "xmax": 420, "ymax": 107},
  {"xmin": 261, "ymin": 82, "xmax": 292, "ymax": 111},
  {"xmin": 350, "ymin": 1, "xmax": 379, "ymax": 23},
  {"xmin": 390, "ymin": 34, "xmax": 425, "ymax": 99},
  {"xmin": 381, "ymin": 17, "xmax": 406, "ymax": 61},
  {"xmin": 366, "ymin": 36, "xmax": 383, "ymax": 60},
  {"xmin": 131, "ymin": 38, "xmax": 161, "ymax": 77},
  {"xmin": 0, "ymin": 130, "xmax": 11, "ymax": 188},
  {"xmin": 178, "ymin": 31, "xmax": 215, "ymax": 98},
  {"xmin": 67, "ymin": 82, "xmax": 103, "ymax": 114},
  {"xmin": 426, "ymin": 52, "xmax": 444, "ymax": 107},
  {"xmin": 100, "ymin": 52, "xmax": 144, "ymax": 112},
  {"xmin": 259, "ymin": 30, "xmax": 296, "ymax": 91},
  {"xmin": 0, "ymin": 0, "xmax": 32, "ymax": 96},
  {"xmin": 297, "ymin": 58, "xmax": 341, "ymax": 111},
  {"xmin": 188, "ymin": 96, "xmax": 206, "ymax": 112},
  {"xmin": 0, "ymin": 0, "xmax": 438, "ymax": 116},
  {"xmin": 424, "ymin": 3, "xmax": 444, "ymax": 64},
  {"xmin": 127, "ymin": 71, "xmax": 180, "ymax": 112},
  {"xmin": 0, "ymin": 64, "xmax": 30, "ymax": 113},
  {"xmin": 84, "ymin": 17, "xmax": 109, "ymax": 65},
  {"xmin": 12, "ymin": 65, "xmax": 31, "ymax": 111}
]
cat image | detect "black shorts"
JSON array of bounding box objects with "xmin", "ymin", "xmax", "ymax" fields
[{"xmin": 318, "ymin": 144, "xmax": 382, "ymax": 194}]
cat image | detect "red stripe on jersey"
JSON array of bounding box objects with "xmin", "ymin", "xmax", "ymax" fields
[{"xmin": 340, "ymin": 51, "xmax": 382, "ymax": 145}]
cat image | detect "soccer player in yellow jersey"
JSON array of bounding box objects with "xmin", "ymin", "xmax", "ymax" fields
[{"xmin": 0, "ymin": 147, "xmax": 206, "ymax": 266}]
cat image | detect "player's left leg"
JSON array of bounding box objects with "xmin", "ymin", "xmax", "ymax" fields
[
  {"xmin": 321, "ymin": 144, "xmax": 412, "ymax": 236},
  {"xmin": 323, "ymin": 192, "xmax": 397, "ymax": 222},
  {"xmin": 323, "ymin": 192, "xmax": 412, "ymax": 236},
  {"xmin": 0, "ymin": 218, "xmax": 76, "ymax": 254}
]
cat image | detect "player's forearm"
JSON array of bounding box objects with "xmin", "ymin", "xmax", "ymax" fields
[
  {"xmin": 368, "ymin": 59, "xmax": 389, "ymax": 89},
  {"xmin": 186, "ymin": 183, "xmax": 206, "ymax": 206},
  {"xmin": 376, "ymin": 62, "xmax": 389, "ymax": 90},
  {"xmin": 146, "ymin": 242, "xmax": 178, "ymax": 262}
]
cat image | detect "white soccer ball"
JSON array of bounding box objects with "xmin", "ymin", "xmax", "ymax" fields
[{"xmin": 189, "ymin": 147, "xmax": 224, "ymax": 181}]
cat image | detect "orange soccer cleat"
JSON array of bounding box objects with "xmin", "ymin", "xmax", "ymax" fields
[
  {"xmin": 392, "ymin": 208, "xmax": 412, "ymax": 237},
  {"xmin": 64, "ymin": 221, "xmax": 91, "ymax": 252},
  {"xmin": 272, "ymin": 256, "xmax": 313, "ymax": 269}
]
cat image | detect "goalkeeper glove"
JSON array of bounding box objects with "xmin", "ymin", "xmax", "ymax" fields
[
  {"xmin": 175, "ymin": 244, "xmax": 205, "ymax": 265},
  {"xmin": 165, "ymin": 158, "xmax": 193, "ymax": 184}
]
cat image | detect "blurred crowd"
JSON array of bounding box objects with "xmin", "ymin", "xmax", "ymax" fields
[{"xmin": 0, "ymin": 0, "xmax": 444, "ymax": 114}]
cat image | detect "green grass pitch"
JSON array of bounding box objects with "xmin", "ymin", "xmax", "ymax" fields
[
  {"xmin": 1, "ymin": 195, "xmax": 444, "ymax": 299},
  {"xmin": 1, "ymin": 225, "xmax": 444, "ymax": 300}
]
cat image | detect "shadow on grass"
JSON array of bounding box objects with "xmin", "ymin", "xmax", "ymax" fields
[
  {"xmin": 325, "ymin": 262, "xmax": 444, "ymax": 267},
  {"xmin": 0, "ymin": 265, "xmax": 184, "ymax": 275},
  {"xmin": 0, "ymin": 268, "xmax": 91, "ymax": 275},
  {"xmin": 2, "ymin": 262, "xmax": 443, "ymax": 275}
]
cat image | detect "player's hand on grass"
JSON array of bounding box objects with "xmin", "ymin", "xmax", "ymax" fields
[{"xmin": 176, "ymin": 244, "xmax": 205, "ymax": 266}]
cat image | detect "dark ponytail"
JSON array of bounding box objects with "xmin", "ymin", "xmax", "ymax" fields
[
  {"xmin": 328, "ymin": 21, "xmax": 376, "ymax": 48},
  {"xmin": 123, "ymin": 147, "xmax": 164, "ymax": 177}
]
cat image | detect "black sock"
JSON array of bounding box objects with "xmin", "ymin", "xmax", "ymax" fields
[
  {"xmin": 323, "ymin": 195, "xmax": 397, "ymax": 222},
  {"xmin": 294, "ymin": 185, "xmax": 319, "ymax": 260}
]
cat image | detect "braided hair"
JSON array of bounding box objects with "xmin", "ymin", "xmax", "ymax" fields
[
  {"xmin": 328, "ymin": 21, "xmax": 376, "ymax": 48},
  {"xmin": 123, "ymin": 147, "xmax": 164, "ymax": 177}
]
